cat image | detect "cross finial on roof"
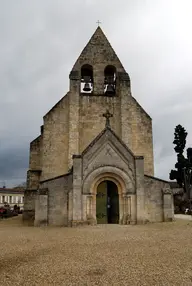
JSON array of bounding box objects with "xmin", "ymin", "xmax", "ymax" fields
[
  {"xmin": 102, "ymin": 109, "xmax": 113, "ymax": 128},
  {"xmin": 96, "ymin": 20, "xmax": 101, "ymax": 26}
]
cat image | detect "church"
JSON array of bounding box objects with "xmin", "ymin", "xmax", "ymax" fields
[{"xmin": 23, "ymin": 26, "xmax": 174, "ymax": 226}]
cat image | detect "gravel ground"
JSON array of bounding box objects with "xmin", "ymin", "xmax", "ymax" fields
[{"xmin": 0, "ymin": 217, "xmax": 192, "ymax": 286}]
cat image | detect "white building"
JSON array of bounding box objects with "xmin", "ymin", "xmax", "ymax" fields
[{"xmin": 0, "ymin": 187, "xmax": 24, "ymax": 210}]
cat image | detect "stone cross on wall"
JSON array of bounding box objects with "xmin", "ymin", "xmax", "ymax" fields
[{"xmin": 102, "ymin": 110, "xmax": 113, "ymax": 128}]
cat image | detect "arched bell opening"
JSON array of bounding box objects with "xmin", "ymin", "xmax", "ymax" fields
[
  {"xmin": 104, "ymin": 65, "xmax": 116, "ymax": 95},
  {"xmin": 81, "ymin": 64, "xmax": 93, "ymax": 93},
  {"xmin": 96, "ymin": 180, "xmax": 119, "ymax": 224}
]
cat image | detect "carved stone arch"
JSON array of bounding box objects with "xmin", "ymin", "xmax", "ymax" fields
[
  {"xmin": 83, "ymin": 165, "xmax": 134, "ymax": 195},
  {"xmin": 82, "ymin": 165, "xmax": 135, "ymax": 225},
  {"xmin": 81, "ymin": 64, "xmax": 93, "ymax": 77},
  {"xmin": 104, "ymin": 65, "xmax": 116, "ymax": 76}
]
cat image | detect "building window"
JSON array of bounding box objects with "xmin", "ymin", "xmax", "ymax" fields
[
  {"xmin": 2, "ymin": 196, "xmax": 5, "ymax": 203},
  {"xmin": 10, "ymin": 196, "xmax": 12, "ymax": 204}
]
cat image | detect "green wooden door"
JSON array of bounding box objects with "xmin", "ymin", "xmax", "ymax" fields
[
  {"xmin": 96, "ymin": 181, "xmax": 107, "ymax": 224},
  {"xmin": 107, "ymin": 181, "xmax": 119, "ymax": 224}
]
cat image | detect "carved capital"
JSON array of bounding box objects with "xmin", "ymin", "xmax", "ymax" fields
[
  {"xmin": 135, "ymin": 156, "xmax": 144, "ymax": 160},
  {"xmin": 72, "ymin": 154, "xmax": 82, "ymax": 159}
]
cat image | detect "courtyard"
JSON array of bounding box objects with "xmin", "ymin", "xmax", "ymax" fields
[{"xmin": 0, "ymin": 217, "xmax": 192, "ymax": 286}]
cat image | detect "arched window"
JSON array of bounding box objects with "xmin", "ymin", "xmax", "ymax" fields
[
  {"xmin": 81, "ymin": 64, "xmax": 93, "ymax": 93},
  {"xmin": 104, "ymin": 65, "xmax": 116, "ymax": 95}
]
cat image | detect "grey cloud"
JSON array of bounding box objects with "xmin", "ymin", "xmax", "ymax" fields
[{"xmin": 0, "ymin": 145, "xmax": 28, "ymax": 187}]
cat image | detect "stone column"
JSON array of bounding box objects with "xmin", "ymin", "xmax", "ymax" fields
[
  {"xmin": 72, "ymin": 155, "xmax": 83, "ymax": 226},
  {"xmin": 130, "ymin": 194, "xmax": 137, "ymax": 225},
  {"xmin": 86, "ymin": 195, "xmax": 92, "ymax": 217},
  {"xmin": 68, "ymin": 72, "xmax": 80, "ymax": 169},
  {"xmin": 119, "ymin": 193, "xmax": 124, "ymax": 223},
  {"xmin": 120, "ymin": 194, "xmax": 131, "ymax": 224},
  {"xmin": 120, "ymin": 72, "xmax": 132, "ymax": 147},
  {"xmin": 135, "ymin": 156, "xmax": 146, "ymax": 224},
  {"xmin": 93, "ymin": 68, "xmax": 104, "ymax": 94},
  {"xmin": 23, "ymin": 190, "xmax": 37, "ymax": 223},
  {"xmin": 162, "ymin": 188, "xmax": 173, "ymax": 222},
  {"xmin": 82, "ymin": 194, "xmax": 87, "ymax": 221},
  {"xmin": 68, "ymin": 191, "xmax": 73, "ymax": 226},
  {"xmin": 34, "ymin": 188, "xmax": 48, "ymax": 226},
  {"xmin": 85, "ymin": 195, "xmax": 96, "ymax": 225}
]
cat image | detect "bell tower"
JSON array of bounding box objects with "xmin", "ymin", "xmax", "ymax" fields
[
  {"xmin": 67, "ymin": 26, "xmax": 154, "ymax": 176},
  {"xmin": 69, "ymin": 26, "xmax": 130, "ymax": 96},
  {"xmin": 67, "ymin": 26, "xmax": 131, "ymax": 168}
]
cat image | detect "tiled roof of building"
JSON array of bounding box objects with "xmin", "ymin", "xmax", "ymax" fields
[{"xmin": 0, "ymin": 187, "xmax": 24, "ymax": 194}]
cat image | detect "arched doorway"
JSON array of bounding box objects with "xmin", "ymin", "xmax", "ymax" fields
[{"xmin": 96, "ymin": 180, "xmax": 119, "ymax": 224}]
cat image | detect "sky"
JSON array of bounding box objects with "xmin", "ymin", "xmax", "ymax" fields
[{"xmin": 0, "ymin": 0, "xmax": 192, "ymax": 187}]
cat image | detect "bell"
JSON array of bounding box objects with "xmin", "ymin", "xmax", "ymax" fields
[
  {"xmin": 83, "ymin": 82, "xmax": 91, "ymax": 92},
  {"xmin": 105, "ymin": 84, "xmax": 115, "ymax": 94},
  {"xmin": 83, "ymin": 75, "xmax": 91, "ymax": 92},
  {"xmin": 105, "ymin": 75, "xmax": 115, "ymax": 95}
]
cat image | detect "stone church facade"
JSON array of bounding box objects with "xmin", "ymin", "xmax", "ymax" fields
[{"xmin": 23, "ymin": 27, "xmax": 173, "ymax": 226}]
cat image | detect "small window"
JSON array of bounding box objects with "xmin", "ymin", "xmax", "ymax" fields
[{"xmin": 81, "ymin": 64, "xmax": 93, "ymax": 93}]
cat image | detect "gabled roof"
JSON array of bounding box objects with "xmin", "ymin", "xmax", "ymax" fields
[
  {"xmin": 82, "ymin": 126, "xmax": 136, "ymax": 158},
  {"xmin": 72, "ymin": 27, "xmax": 126, "ymax": 72},
  {"xmin": 0, "ymin": 188, "xmax": 24, "ymax": 194}
]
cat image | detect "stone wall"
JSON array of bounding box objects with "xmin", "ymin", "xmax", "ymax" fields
[
  {"xmin": 144, "ymin": 175, "xmax": 172, "ymax": 222},
  {"xmin": 70, "ymin": 26, "xmax": 154, "ymax": 175},
  {"xmin": 23, "ymin": 190, "xmax": 37, "ymax": 223},
  {"xmin": 79, "ymin": 95, "xmax": 121, "ymax": 153},
  {"xmin": 77, "ymin": 92, "xmax": 153, "ymax": 175},
  {"xmin": 40, "ymin": 174, "xmax": 72, "ymax": 226},
  {"xmin": 121, "ymin": 91, "xmax": 154, "ymax": 176},
  {"xmin": 34, "ymin": 188, "xmax": 48, "ymax": 226},
  {"xmin": 31, "ymin": 86, "xmax": 154, "ymax": 181},
  {"xmin": 29, "ymin": 135, "xmax": 42, "ymax": 170},
  {"xmin": 41, "ymin": 95, "xmax": 69, "ymax": 181},
  {"xmin": 26, "ymin": 170, "xmax": 41, "ymax": 190}
]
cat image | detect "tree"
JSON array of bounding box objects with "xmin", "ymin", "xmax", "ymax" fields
[
  {"xmin": 169, "ymin": 125, "xmax": 192, "ymax": 211},
  {"xmin": 13, "ymin": 182, "xmax": 26, "ymax": 189}
]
